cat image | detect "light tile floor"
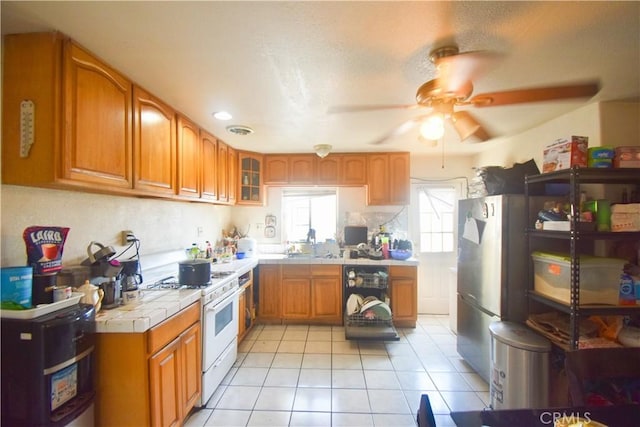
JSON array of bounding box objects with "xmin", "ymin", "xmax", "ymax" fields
[{"xmin": 185, "ymin": 315, "xmax": 489, "ymax": 427}]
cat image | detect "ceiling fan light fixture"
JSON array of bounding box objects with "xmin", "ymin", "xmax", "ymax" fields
[
  {"xmin": 418, "ymin": 135, "xmax": 439, "ymax": 147},
  {"xmin": 314, "ymin": 144, "xmax": 332, "ymax": 158},
  {"xmin": 419, "ymin": 114, "xmax": 445, "ymax": 140},
  {"xmin": 451, "ymin": 111, "xmax": 481, "ymax": 141}
]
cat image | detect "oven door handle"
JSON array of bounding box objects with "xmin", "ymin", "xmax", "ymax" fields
[{"xmin": 206, "ymin": 288, "xmax": 242, "ymax": 313}]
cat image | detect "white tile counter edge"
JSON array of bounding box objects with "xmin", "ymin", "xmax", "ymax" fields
[{"xmin": 94, "ymin": 255, "xmax": 417, "ymax": 333}]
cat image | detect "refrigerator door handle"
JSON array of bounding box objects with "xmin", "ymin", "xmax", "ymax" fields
[{"xmin": 461, "ymin": 293, "xmax": 498, "ymax": 318}]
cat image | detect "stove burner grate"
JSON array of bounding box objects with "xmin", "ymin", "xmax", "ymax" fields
[
  {"xmin": 146, "ymin": 276, "xmax": 210, "ymax": 290},
  {"xmin": 211, "ymin": 271, "xmax": 234, "ymax": 279}
]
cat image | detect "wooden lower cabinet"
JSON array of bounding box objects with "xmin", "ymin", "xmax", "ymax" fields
[
  {"xmin": 389, "ymin": 265, "xmax": 418, "ymax": 328},
  {"xmin": 310, "ymin": 265, "xmax": 342, "ymax": 323},
  {"xmin": 149, "ymin": 336, "xmax": 181, "ymax": 427},
  {"xmin": 260, "ymin": 264, "xmax": 341, "ymax": 325},
  {"xmin": 95, "ymin": 302, "xmax": 201, "ymax": 427},
  {"xmin": 238, "ymin": 269, "xmax": 256, "ymax": 341},
  {"xmin": 258, "ymin": 264, "xmax": 281, "ymax": 322}
]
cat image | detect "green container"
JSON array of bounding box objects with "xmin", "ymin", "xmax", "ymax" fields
[{"xmin": 1, "ymin": 266, "xmax": 33, "ymax": 309}]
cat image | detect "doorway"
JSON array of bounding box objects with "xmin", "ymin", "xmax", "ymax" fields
[{"xmin": 410, "ymin": 182, "xmax": 464, "ymax": 314}]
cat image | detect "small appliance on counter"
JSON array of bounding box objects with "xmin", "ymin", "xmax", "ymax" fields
[{"xmin": 237, "ymin": 238, "xmax": 257, "ymax": 258}]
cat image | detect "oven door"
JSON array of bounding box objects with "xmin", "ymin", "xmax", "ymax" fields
[{"xmin": 202, "ymin": 289, "xmax": 241, "ymax": 371}]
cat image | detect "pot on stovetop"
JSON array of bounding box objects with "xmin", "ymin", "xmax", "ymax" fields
[{"xmin": 178, "ymin": 259, "xmax": 211, "ymax": 285}]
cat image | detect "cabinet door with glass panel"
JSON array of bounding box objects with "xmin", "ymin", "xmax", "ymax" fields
[{"xmin": 238, "ymin": 151, "xmax": 264, "ymax": 205}]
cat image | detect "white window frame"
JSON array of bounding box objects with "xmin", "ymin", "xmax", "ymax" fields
[
  {"xmin": 416, "ymin": 184, "xmax": 458, "ymax": 254},
  {"xmin": 281, "ymin": 189, "xmax": 337, "ymax": 242}
]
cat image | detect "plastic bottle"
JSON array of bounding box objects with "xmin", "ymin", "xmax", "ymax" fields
[
  {"xmin": 189, "ymin": 243, "xmax": 199, "ymax": 259},
  {"xmin": 381, "ymin": 236, "xmax": 390, "ymax": 259},
  {"xmin": 205, "ymin": 241, "xmax": 213, "ymax": 259}
]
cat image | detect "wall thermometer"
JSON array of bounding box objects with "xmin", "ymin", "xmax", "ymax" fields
[{"xmin": 20, "ymin": 100, "xmax": 35, "ymax": 158}]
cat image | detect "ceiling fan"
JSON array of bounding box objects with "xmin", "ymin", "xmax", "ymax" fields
[{"xmin": 330, "ymin": 44, "xmax": 600, "ymax": 144}]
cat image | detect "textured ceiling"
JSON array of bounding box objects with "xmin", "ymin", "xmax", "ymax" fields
[{"xmin": 2, "ymin": 1, "xmax": 639, "ymax": 156}]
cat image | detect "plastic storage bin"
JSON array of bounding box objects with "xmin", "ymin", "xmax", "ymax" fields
[
  {"xmin": 531, "ymin": 251, "xmax": 626, "ymax": 305},
  {"xmin": 489, "ymin": 321, "xmax": 551, "ymax": 410}
]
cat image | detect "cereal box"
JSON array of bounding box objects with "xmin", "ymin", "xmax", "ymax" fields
[{"xmin": 542, "ymin": 136, "xmax": 588, "ymax": 173}]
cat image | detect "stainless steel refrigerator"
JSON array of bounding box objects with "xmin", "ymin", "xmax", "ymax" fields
[{"xmin": 456, "ymin": 195, "xmax": 528, "ymax": 382}]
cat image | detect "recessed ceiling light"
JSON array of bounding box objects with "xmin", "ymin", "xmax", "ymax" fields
[{"xmin": 213, "ymin": 111, "xmax": 232, "ymax": 121}]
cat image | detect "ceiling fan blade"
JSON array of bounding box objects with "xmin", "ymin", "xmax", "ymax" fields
[
  {"xmin": 435, "ymin": 50, "xmax": 503, "ymax": 93},
  {"xmin": 469, "ymin": 81, "xmax": 600, "ymax": 107},
  {"xmin": 369, "ymin": 114, "xmax": 431, "ymax": 145},
  {"xmin": 328, "ymin": 104, "xmax": 420, "ymax": 114}
]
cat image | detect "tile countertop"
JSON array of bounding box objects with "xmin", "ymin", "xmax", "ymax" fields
[
  {"xmin": 94, "ymin": 255, "xmax": 416, "ymax": 334},
  {"xmin": 258, "ymin": 254, "xmax": 419, "ymax": 266}
]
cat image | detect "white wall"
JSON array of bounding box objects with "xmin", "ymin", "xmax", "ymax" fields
[
  {"xmin": 473, "ymin": 101, "xmax": 639, "ymax": 169},
  {"xmin": 0, "ymin": 185, "xmax": 232, "ymax": 267}
]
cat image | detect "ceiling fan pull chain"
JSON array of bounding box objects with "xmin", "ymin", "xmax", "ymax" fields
[{"xmin": 441, "ymin": 137, "xmax": 445, "ymax": 169}]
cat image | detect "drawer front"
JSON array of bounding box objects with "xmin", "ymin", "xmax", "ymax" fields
[
  {"xmin": 282, "ymin": 265, "xmax": 310, "ymax": 277},
  {"xmin": 389, "ymin": 265, "xmax": 417, "ymax": 279},
  {"xmin": 310, "ymin": 265, "xmax": 341, "ymax": 277},
  {"xmin": 148, "ymin": 302, "xmax": 200, "ymax": 355}
]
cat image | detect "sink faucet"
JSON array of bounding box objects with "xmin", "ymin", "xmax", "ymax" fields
[{"xmin": 306, "ymin": 228, "xmax": 316, "ymax": 244}]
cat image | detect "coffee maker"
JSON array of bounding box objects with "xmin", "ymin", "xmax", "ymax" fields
[
  {"xmin": 92, "ymin": 260, "xmax": 123, "ymax": 309},
  {"xmin": 119, "ymin": 259, "xmax": 143, "ymax": 292}
]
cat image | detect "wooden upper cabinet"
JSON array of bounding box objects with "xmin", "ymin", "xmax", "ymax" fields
[
  {"xmin": 200, "ymin": 131, "xmax": 218, "ymax": 201},
  {"xmin": 238, "ymin": 152, "xmax": 264, "ymax": 205},
  {"xmin": 316, "ymin": 155, "xmax": 341, "ymax": 185},
  {"xmin": 341, "ymin": 154, "xmax": 367, "ymax": 186},
  {"xmin": 367, "ymin": 154, "xmax": 390, "ymax": 205},
  {"xmin": 176, "ymin": 115, "xmax": 201, "ymax": 199},
  {"xmin": 228, "ymin": 146, "xmax": 237, "ymax": 204},
  {"xmin": 217, "ymin": 141, "xmax": 229, "ymax": 203},
  {"xmin": 3, "ymin": 33, "xmax": 137, "ymax": 191},
  {"xmin": 264, "ymin": 155, "xmax": 289, "ymax": 185},
  {"xmin": 388, "ymin": 153, "xmax": 410, "ymax": 205},
  {"xmin": 289, "ymin": 155, "xmax": 316, "ymax": 185},
  {"xmin": 62, "ymin": 40, "xmax": 133, "ymax": 189},
  {"xmin": 367, "ymin": 152, "xmax": 410, "ymax": 205},
  {"xmin": 133, "ymin": 86, "xmax": 176, "ymax": 196}
]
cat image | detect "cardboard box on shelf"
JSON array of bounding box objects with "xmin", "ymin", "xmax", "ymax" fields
[
  {"xmin": 611, "ymin": 203, "xmax": 640, "ymax": 232},
  {"xmin": 614, "ymin": 146, "xmax": 640, "ymax": 168},
  {"xmin": 542, "ymin": 136, "xmax": 588, "ymax": 173}
]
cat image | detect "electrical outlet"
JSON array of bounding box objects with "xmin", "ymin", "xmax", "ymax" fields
[
  {"xmin": 197, "ymin": 226, "xmax": 204, "ymax": 237},
  {"xmin": 121, "ymin": 230, "xmax": 135, "ymax": 245}
]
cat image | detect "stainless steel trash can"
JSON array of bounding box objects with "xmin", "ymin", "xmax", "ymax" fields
[{"xmin": 489, "ymin": 321, "xmax": 551, "ymax": 409}]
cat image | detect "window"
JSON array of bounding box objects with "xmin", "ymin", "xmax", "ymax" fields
[
  {"xmin": 282, "ymin": 189, "xmax": 337, "ymax": 242},
  {"xmin": 418, "ymin": 186, "xmax": 455, "ymax": 253}
]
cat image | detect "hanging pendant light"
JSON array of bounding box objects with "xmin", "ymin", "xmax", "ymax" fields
[{"xmin": 314, "ymin": 144, "xmax": 332, "ymax": 158}]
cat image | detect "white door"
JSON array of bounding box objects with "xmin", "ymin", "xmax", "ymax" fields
[{"xmin": 410, "ymin": 183, "xmax": 463, "ymax": 314}]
